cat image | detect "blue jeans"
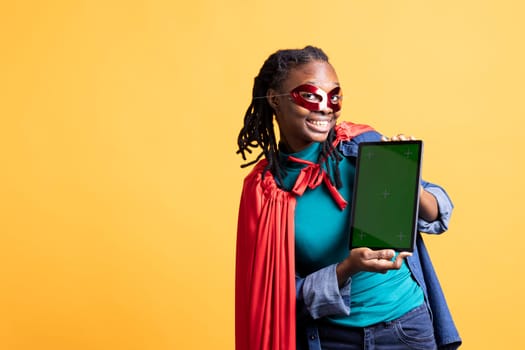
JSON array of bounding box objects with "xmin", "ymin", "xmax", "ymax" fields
[{"xmin": 317, "ymin": 304, "xmax": 437, "ymax": 350}]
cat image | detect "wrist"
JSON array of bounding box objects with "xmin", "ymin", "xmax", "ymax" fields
[{"xmin": 336, "ymin": 260, "xmax": 354, "ymax": 287}]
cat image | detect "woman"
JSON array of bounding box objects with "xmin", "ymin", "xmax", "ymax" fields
[{"xmin": 235, "ymin": 46, "xmax": 461, "ymax": 350}]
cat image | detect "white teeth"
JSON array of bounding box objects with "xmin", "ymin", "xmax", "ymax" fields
[{"xmin": 310, "ymin": 120, "xmax": 329, "ymax": 126}]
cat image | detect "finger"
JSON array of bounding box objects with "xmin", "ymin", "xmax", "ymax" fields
[
  {"xmin": 398, "ymin": 134, "xmax": 407, "ymax": 141},
  {"xmin": 409, "ymin": 135, "xmax": 416, "ymax": 140},
  {"xmin": 397, "ymin": 251, "xmax": 412, "ymax": 259},
  {"xmin": 392, "ymin": 252, "xmax": 413, "ymax": 268},
  {"xmin": 366, "ymin": 251, "xmax": 412, "ymax": 272},
  {"xmin": 381, "ymin": 135, "xmax": 389, "ymax": 142},
  {"xmin": 372, "ymin": 249, "xmax": 395, "ymax": 261}
]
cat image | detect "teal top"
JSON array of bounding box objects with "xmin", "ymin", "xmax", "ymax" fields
[{"xmin": 279, "ymin": 142, "xmax": 424, "ymax": 327}]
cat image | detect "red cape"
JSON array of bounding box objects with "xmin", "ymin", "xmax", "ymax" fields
[{"xmin": 235, "ymin": 122, "xmax": 374, "ymax": 350}]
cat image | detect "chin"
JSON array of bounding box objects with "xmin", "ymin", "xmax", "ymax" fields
[{"xmin": 309, "ymin": 133, "xmax": 332, "ymax": 143}]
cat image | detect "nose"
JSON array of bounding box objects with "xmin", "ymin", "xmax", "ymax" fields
[{"xmin": 317, "ymin": 100, "xmax": 333, "ymax": 114}]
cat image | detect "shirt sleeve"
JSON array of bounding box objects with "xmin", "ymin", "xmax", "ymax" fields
[
  {"xmin": 417, "ymin": 180, "xmax": 454, "ymax": 234},
  {"xmin": 296, "ymin": 264, "xmax": 351, "ymax": 320}
]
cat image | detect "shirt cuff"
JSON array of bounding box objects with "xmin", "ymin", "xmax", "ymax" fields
[
  {"xmin": 417, "ymin": 183, "xmax": 454, "ymax": 234},
  {"xmin": 301, "ymin": 264, "xmax": 351, "ymax": 319}
]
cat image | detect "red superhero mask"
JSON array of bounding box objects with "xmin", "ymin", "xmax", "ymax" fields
[{"xmin": 289, "ymin": 84, "xmax": 342, "ymax": 112}]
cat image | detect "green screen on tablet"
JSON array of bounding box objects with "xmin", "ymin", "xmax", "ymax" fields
[{"xmin": 349, "ymin": 141, "xmax": 422, "ymax": 252}]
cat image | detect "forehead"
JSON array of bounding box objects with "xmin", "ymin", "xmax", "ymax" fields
[{"xmin": 281, "ymin": 60, "xmax": 339, "ymax": 91}]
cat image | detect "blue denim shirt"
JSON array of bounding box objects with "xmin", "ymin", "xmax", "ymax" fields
[{"xmin": 295, "ymin": 131, "xmax": 462, "ymax": 350}]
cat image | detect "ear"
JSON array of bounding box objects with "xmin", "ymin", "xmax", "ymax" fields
[{"xmin": 266, "ymin": 89, "xmax": 280, "ymax": 111}]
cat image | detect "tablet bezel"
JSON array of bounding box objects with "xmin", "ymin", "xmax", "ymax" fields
[{"xmin": 348, "ymin": 140, "xmax": 423, "ymax": 252}]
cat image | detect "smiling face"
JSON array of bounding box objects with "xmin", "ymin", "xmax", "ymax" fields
[{"xmin": 268, "ymin": 60, "xmax": 342, "ymax": 153}]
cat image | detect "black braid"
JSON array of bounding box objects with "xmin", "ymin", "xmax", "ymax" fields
[{"xmin": 236, "ymin": 45, "xmax": 343, "ymax": 189}]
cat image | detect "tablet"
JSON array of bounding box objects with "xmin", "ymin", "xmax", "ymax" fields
[{"xmin": 348, "ymin": 141, "xmax": 423, "ymax": 252}]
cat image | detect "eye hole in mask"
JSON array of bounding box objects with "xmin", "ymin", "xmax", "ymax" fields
[{"xmin": 289, "ymin": 84, "xmax": 342, "ymax": 112}]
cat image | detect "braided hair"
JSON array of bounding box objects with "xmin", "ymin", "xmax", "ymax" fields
[{"xmin": 236, "ymin": 45, "xmax": 343, "ymax": 188}]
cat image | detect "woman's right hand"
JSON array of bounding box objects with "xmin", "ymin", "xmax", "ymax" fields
[{"xmin": 335, "ymin": 248, "xmax": 412, "ymax": 286}]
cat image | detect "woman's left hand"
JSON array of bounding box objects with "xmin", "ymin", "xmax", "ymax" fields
[{"xmin": 381, "ymin": 134, "xmax": 415, "ymax": 142}]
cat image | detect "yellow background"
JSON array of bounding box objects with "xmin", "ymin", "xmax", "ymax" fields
[{"xmin": 1, "ymin": 1, "xmax": 524, "ymax": 349}]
